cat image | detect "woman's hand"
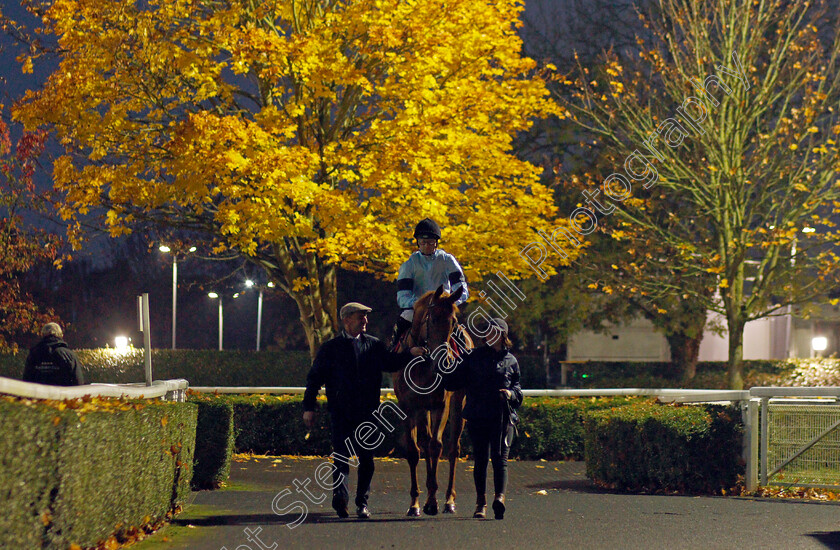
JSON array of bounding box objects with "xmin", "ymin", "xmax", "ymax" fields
[
  {"xmin": 409, "ymin": 346, "xmax": 428, "ymax": 357},
  {"xmin": 303, "ymin": 410, "xmax": 316, "ymax": 429},
  {"xmin": 499, "ymin": 389, "xmax": 511, "ymax": 400}
]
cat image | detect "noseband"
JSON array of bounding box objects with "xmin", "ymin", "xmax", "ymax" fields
[{"xmin": 412, "ymin": 299, "xmax": 455, "ymax": 355}]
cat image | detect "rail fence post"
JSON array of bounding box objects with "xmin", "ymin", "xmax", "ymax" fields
[
  {"xmin": 743, "ymin": 398, "xmax": 759, "ymax": 492},
  {"xmin": 760, "ymin": 396, "xmax": 769, "ymax": 486}
]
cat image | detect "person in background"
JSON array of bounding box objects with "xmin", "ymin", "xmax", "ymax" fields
[
  {"xmin": 436, "ymin": 317, "xmax": 521, "ymax": 520},
  {"xmin": 23, "ymin": 322, "xmax": 85, "ymax": 386}
]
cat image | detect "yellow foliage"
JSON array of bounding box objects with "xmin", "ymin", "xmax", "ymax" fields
[{"xmin": 14, "ymin": 0, "xmax": 564, "ymax": 284}]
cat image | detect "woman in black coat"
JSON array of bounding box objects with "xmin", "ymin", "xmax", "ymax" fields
[{"xmin": 439, "ymin": 317, "xmax": 522, "ymax": 520}]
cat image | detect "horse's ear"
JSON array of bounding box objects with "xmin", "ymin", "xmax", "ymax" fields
[
  {"xmin": 448, "ymin": 285, "xmax": 463, "ymax": 304},
  {"xmin": 434, "ymin": 285, "xmax": 445, "ymax": 300}
]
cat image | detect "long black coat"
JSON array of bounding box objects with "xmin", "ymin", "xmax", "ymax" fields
[
  {"xmin": 303, "ymin": 332, "xmax": 406, "ymax": 421},
  {"xmin": 23, "ymin": 335, "xmax": 85, "ymax": 386},
  {"xmin": 443, "ymin": 346, "xmax": 522, "ymax": 423}
]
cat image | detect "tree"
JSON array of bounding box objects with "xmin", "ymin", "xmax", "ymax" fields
[
  {"xmin": 561, "ymin": 0, "xmax": 840, "ymax": 388},
  {"xmin": 565, "ymin": 161, "xmax": 718, "ymax": 380},
  {"xmin": 516, "ymin": 0, "xmax": 716, "ymax": 381},
  {"xmin": 0, "ymin": 115, "xmax": 61, "ymax": 351},
  {"xmin": 14, "ymin": 0, "xmax": 564, "ymax": 357}
]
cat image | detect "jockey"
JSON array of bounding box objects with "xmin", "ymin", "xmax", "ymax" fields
[{"xmin": 390, "ymin": 218, "xmax": 469, "ymax": 350}]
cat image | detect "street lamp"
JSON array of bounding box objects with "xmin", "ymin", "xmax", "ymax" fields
[
  {"xmin": 208, "ymin": 292, "xmax": 223, "ymax": 351},
  {"xmin": 114, "ymin": 336, "xmax": 130, "ymax": 352},
  {"xmin": 812, "ymin": 336, "xmax": 828, "ymax": 358},
  {"xmin": 159, "ymin": 244, "xmax": 196, "ymax": 350},
  {"xmin": 245, "ymin": 279, "xmax": 275, "ymax": 351},
  {"xmin": 208, "ymin": 291, "xmax": 240, "ymax": 351}
]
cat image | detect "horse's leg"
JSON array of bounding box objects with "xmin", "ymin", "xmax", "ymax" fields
[
  {"xmin": 423, "ymin": 408, "xmax": 445, "ymax": 516},
  {"xmin": 404, "ymin": 416, "xmax": 422, "ymax": 517},
  {"xmin": 444, "ymin": 390, "xmax": 466, "ymax": 513}
]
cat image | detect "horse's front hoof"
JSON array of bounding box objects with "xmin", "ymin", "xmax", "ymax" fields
[
  {"xmin": 443, "ymin": 503, "xmax": 456, "ymax": 514},
  {"xmin": 406, "ymin": 507, "xmax": 421, "ymax": 517},
  {"xmin": 423, "ymin": 502, "xmax": 439, "ymax": 516}
]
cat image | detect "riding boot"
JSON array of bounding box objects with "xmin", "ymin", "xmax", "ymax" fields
[
  {"xmin": 492, "ymin": 493, "xmax": 505, "ymax": 520},
  {"xmin": 473, "ymin": 495, "xmax": 487, "ymax": 519},
  {"xmin": 390, "ymin": 317, "xmax": 412, "ymax": 351}
]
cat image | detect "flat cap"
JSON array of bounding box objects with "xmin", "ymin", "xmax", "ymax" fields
[{"xmin": 340, "ymin": 302, "xmax": 372, "ymax": 319}]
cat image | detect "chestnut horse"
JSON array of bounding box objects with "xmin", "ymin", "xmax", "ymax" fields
[{"xmin": 393, "ymin": 285, "xmax": 472, "ymax": 516}]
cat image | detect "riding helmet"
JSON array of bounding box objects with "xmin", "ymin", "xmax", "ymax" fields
[{"xmin": 414, "ymin": 218, "xmax": 442, "ymax": 240}]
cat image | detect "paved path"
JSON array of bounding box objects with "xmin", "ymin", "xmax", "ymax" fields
[{"xmin": 139, "ymin": 457, "xmax": 840, "ymax": 550}]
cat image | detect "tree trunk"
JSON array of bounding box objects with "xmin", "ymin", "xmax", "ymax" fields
[
  {"xmin": 665, "ymin": 331, "xmax": 702, "ymax": 381},
  {"xmin": 542, "ymin": 332, "xmax": 550, "ymax": 387},
  {"xmin": 268, "ymin": 241, "xmax": 339, "ymax": 360},
  {"xmin": 727, "ymin": 319, "xmax": 746, "ymax": 390}
]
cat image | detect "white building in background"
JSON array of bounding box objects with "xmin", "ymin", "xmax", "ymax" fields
[{"xmin": 566, "ymin": 308, "xmax": 837, "ymax": 362}]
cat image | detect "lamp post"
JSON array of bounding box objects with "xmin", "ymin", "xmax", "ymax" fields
[
  {"xmin": 245, "ymin": 279, "xmax": 275, "ymax": 351},
  {"xmin": 159, "ymin": 244, "xmax": 196, "ymax": 349},
  {"xmin": 208, "ymin": 290, "xmax": 242, "ymax": 351},
  {"xmin": 208, "ymin": 292, "xmax": 223, "ymax": 351}
]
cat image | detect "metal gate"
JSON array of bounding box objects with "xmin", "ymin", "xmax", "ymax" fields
[{"xmin": 761, "ymin": 400, "xmax": 840, "ymax": 489}]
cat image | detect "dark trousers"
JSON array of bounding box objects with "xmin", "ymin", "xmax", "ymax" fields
[
  {"xmin": 331, "ymin": 415, "xmax": 375, "ymax": 508},
  {"xmin": 467, "ymin": 418, "xmax": 514, "ymax": 498}
]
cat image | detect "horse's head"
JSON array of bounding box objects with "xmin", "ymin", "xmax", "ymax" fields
[{"xmin": 412, "ymin": 285, "xmax": 463, "ymax": 351}]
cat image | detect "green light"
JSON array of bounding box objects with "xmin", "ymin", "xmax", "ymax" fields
[{"xmin": 581, "ymin": 374, "xmax": 589, "ymax": 378}]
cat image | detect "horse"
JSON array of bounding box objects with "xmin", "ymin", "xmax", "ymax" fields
[{"xmin": 392, "ymin": 285, "xmax": 472, "ymax": 516}]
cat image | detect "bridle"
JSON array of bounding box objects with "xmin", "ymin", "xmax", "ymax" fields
[{"xmin": 411, "ymin": 298, "xmax": 456, "ymax": 356}]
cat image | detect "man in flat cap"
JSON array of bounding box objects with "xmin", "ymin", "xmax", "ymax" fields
[{"xmin": 303, "ymin": 302, "xmax": 408, "ymax": 519}]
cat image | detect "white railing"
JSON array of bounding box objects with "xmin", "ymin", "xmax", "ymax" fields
[
  {"xmin": 189, "ymin": 387, "xmax": 744, "ymax": 398},
  {"xmin": 0, "ymin": 376, "xmax": 189, "ymax": 402},
  {"xmin": 191, "ymin": 386, "xmax": 309, "ymax": 394}
]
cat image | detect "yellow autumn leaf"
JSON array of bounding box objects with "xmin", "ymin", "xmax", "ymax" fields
[{"xmin": 12, "ymin": 0, "xmax": 569, "ymax": 355}]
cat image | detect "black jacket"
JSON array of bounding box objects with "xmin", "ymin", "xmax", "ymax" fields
[
  {"xmin": 443, "ymin": 346, "xmax": 522, "ymax": 423},
  {"xmin": 23, "ymin": 335, "xmax": 85, "ymax": 386},
  {"xmin": 303, "ymin": 332, "xmax": 407, "ymax": 419}
]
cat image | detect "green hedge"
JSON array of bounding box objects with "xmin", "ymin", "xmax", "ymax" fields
[
  {"xmin": 0, "ymin": 350, "xmax": 800, "ymax": 389},
  {"xmin": 192, "ymin": 393, "xmax": 643, "ymax": 461},
  {"xmin": 190, "ymin": 398, "xmax": 235, "ymax": 490},
  {"xmin": 555, "ymin": 360, "xmax": 793, "ymax": 389},
  {"xmin": 0, "ymin": 349, "xmax": 313, "ymax": 387},
  {"xmin": 0, "ymin": 396, "xmax": 197, "ymax": 549},
  {"xmin": 511, "ymin": 396, "xmax": 639, "ymax": 459},
  {"xmin": 583, "ymin": 402, "xmax": 743, "ymax": 494}
]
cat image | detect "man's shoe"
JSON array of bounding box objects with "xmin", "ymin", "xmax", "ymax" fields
[
  {"xmin": 473, "ymin": 504, "xmax": 487, "ymax": 519},
  {"xmin": 492, "ymin": 493, "xmax": 505, "ymax": 520},
  {"xmin": 332, "ymin": 496, "xmax": 349, "ymax": 518},
  {"xmin": 357, "ymin": 505, "xmax": 371, "ymax": 519}
]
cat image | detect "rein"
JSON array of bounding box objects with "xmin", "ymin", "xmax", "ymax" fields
[{"xmin": 411, "ymin": 298, "xmax": 457, "ymax": 357}]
